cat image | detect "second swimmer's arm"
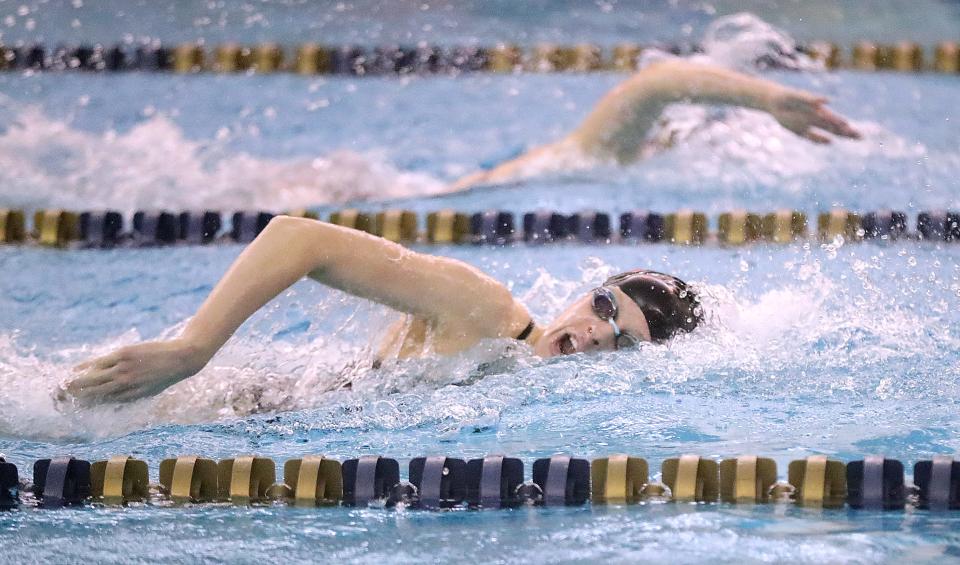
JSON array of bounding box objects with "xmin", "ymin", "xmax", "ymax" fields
[
  {"xmin": 570, "ymin": 59, "xmax": 861, "ymax": 162},
  {"xmin": 450, "ymin": 59, "xmax": 860, "ymax": 189},
  {"xmin": 67, "ymin": 217, "xmax": 529, "ymax": 403}
]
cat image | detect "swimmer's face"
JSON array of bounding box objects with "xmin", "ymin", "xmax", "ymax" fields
[{"xmin": 533, "ymin": 286, "xmax": 651, "ymax": 357}]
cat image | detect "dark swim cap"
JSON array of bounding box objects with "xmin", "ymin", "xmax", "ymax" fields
[{"xmin": 603, "ymin": 269, "xmax": 702, "ymax": 341}]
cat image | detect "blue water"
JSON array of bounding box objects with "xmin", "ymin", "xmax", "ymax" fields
[
  {"xmin": 2, "ymin": 2, "xmax": 960, "ymax": 563},
  {"xmin": 1, "ymin": 0, "xmax": 959, "ymax": 47}
]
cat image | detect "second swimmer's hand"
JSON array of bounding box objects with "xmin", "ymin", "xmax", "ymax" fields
[
  {"xmin": 64, "ymin": 339, "xmax": 209, "ymax": 405},
  {"xmin": 768, "ymin": 89, "xmax": 862, "ymax": 144}
]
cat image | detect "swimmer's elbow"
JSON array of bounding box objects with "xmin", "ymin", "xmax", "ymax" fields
[
  {"xmin": 642, "ymin": 60, "xmax": 694, "ymax": 93},
  {"xmin": 641, "ymin": 59, "xmax": 678, "ymax": 74},
  {"xmin": 265, "ymin": 215, "xmax": 412, "ymax": 281},
  {"xmin": 259, "ymin": 215, "xmax": 338, "ymax": 266},
  {"xmin": 633, "ymin": 59, "xmax": 711, "ymax": 95},
  {"xmin": 262, "ymin": 214, "xmax": 310, "ymax": 236},
  {"xmin": 264, "ymin": 215, "xmax": 334, "ymax": 247},
  {"xmin": 644, "ymin": 58, "xmax": 707, "ymax": 76}
]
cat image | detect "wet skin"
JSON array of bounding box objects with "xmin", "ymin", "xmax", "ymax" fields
[{"xmin": 533, "ymin": 287, "xmax": 652, "ymax": 357}]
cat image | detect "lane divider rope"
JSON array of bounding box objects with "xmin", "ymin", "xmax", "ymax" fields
[
  {"xmin": 1, "ymin": 453, "xmax": 956, "ymax": 511},
  {"xmin": 0, "ymin": 41, "xmax": 957, "ymax": 74},
  {"xmin": 2, "ymin": 208, "xmax": 958, "ymax": 249}
]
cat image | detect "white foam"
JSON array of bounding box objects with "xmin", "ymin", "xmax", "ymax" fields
[
  {"xmin": 0, "ymin": 104, "xmax": 447, "ymax": 214},
  {"xmin": 699, "ymin": 12, "xmax": 819, "ymax": 72},
  {"xmin": 635, "ymin": 105, "xmax": 914, "ymax": 193}
]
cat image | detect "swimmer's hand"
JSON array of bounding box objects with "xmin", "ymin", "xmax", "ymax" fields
[
  {"xmin": 65, "ymin": 339, "xmax": 208, "ymax": 405},
  {"xmin": 768, "ymin": 89, "xmax": 862, "ymax": 144}
]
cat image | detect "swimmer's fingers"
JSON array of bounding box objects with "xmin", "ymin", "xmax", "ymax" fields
[
  {"xmin": 96, "ymin": 379, "xmax": 166, "ymax": 404},
  {"xmin": 812, "ymin": 104, "xmax": 862, "ymax": 139},
  {"xmin": 73, "ymin": 352, "xmax": 121, "ymax": 373},
  {"xmin": 775, "ymin": 90, "xmax": 861, "ymax": 143},
  {"xmin": 65, "ymin": 365, "xmax": 122, "ymax": 397},
  {"xmin": 70, "ymin": 380, "xmax": 135, "ymax": 405},
  {"xmin": 801, "ymin": 129, "xmax": 831, "ymax": 144}
]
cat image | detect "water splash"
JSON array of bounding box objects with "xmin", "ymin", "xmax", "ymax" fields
[
  {"xmin": 0, "ymin": 104, "xmax": 447, "ymax": 213},
  {"xmin": 699, "ymin": 12, "xmax": 819, "ymax": 72},
  {"xmin": 1, "ymin": 248, "xmax": 956, "ymax": 441}
]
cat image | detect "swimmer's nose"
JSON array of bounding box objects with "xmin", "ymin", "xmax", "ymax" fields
[{"xmin": 584, "ymin": 325, "xmax": 602, "ymax": 350}]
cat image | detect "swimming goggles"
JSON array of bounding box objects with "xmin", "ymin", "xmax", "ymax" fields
[{"xmin": 591, "ymin": 287, "xmax": 642, "ymax": 350}]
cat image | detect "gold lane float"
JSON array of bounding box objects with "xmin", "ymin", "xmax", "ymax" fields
[
  {"xmin": 788, "ymin": 455, "xmax": 847, "ymax": 508},
  {"xmin": 0, "ymin": 209, "xmax": 26, "ymax": 244},
  {"xmin": 90, "ymin": 456, "xmax": 150, "ymax": 506},
  {"xmin": 818, "ymin": 209, "xmax": 862, "ymax": 242},
  {"xmin": 0, "ymin": 41, "xmax": 958, "ymax": 74},
  {"xmin": 1, "ymin": 208, "xmax": 957, "ymax": 249},
  {"xmin": 2, "ymin": 453, "xmax": 957, "ymax": 511}
]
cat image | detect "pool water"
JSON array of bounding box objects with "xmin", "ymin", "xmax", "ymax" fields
[{"xmin": 2, "ymin": 3, "xmax": 960, "ymax": 563}]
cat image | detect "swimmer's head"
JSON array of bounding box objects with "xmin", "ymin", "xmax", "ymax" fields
[{"xmin": 533, "ymin": 269, "xmax": 702, "ymax": 357}]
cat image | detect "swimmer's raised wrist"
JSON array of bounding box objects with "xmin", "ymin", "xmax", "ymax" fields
[{"xmin": 172, "ymin": 337, "xmax": 216, "ymax": 375}]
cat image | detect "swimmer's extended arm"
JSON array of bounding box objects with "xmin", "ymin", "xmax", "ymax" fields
[
  {"xmin": 67, "ymin": 217, "xmax": 529, "ymax": 403},
  {"xmin": 570, "ymin": 59, "xmax": 860, "ymax": 160},
  {"xmin": 450, "ymin": 59, "xmax": 860, "ymax": 189}
]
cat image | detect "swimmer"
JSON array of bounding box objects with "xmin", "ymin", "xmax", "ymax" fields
[
  {"xmin": 66, "ymin": 215, "xmax": 700, "ymax": 404},
  {"xmin": 65, "ymin": 59, "xmax": 860, "ymax": 404},
  {"xmin": 449, "ymin": 58, "xmax": 860, "ymax": 190}
]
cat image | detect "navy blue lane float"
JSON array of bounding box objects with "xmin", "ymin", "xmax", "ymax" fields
[
  {"xmin": 533, "ymin": 455, "xmax": 591, "ymax": 506},
  {"xmin": 180, "ymin": 211, "xmax": 223, "ymax": 245},
  {"xmin": 917, "ymin": 210, "xmax": 960, "ymax": 241},
  {"xmin": 0, "ymin": 456, "xmax": 18, "ymax": 509},
  {"xmin": 620, "ymin": 210, "xmax": 666, "ymax": 242},
  {"xmin": 32, "ymin": 456, "xmax": 91, "ymax": 509},
  {"xmin": 862, "ymin": 210, "xmax": 908, "ymax": 240},
  {"xmin": 914, "ymin": 457, "xmax": 960, "ymax": 510},
  {"xmin": 231, "ymin": 211, "xmax": 275, "ymax": 244},
  {"xmin": 466, "ymin": 455, "xmax": 526, "ymax": 508},
  {"xmin": 79, "ymin": 211, "xmax": 124, "ymax": 247},
  {"xmin": 133, "ymin": 211, "xmax": 179, "ymax": 246},
  {"xmin": 6, "ymin": 453, "xmax": 957, "ymax": 513},
  {"xmin": 409, "ymin": 456, "xmax": 468, "ymax": 509},
  {"xmin": 846, "ymin": 456, "xmax": 906, "ymax": 510},
  {"xmin": 568, "ymin": 211, "xmax": 612, "ymax": 243},
  {"xmin": 523, "ymin": 210, "xmax": 567, "ymax": 243},
  {"xmin": 471, "ymin": 210, "xmax": 516, "ymax": 245},
  {"xmin": 342, "ymin": 455, "xmax": 400, "ymax": 507}
]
